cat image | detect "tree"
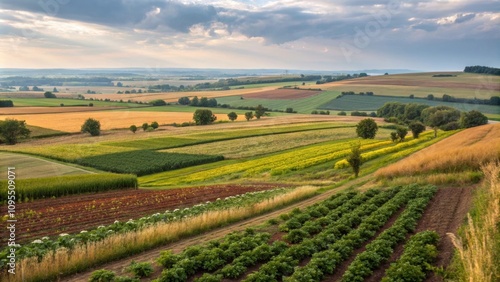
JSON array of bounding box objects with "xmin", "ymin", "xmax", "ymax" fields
[
  {"xmin": 190, "ymin": 96, "xmax": 199, "ymax": 106},
  {"xmin": 254, "ymin": 105, "xmax": 266, "ymax": 119},
  {"xmin": 285, "ymin": 108, "xmax": 294, "ymax": 113},
  {"xmin": 193, "ymin": 109, "xmax": 217, "ymax": 125},
  {"xmin": 0, "ymin": 119, "xmax": 31, "ymax": 145},
  {"xmin": 422, "ymin": 106, "xmax": 461, "ymax": 136},
  {"xmin": 227, "ymin": 112, "xmax": 238, "ymax": 121},
  {"xmin": 408, "ymin": 121, "xmax": 425, "ymax": 138},
  {"xmin": 88, "ymin": 103, "xmax": 94, "ymax": 107},
  {"xmin": 346, "ymin": 142, "xmax": 363, "ymax": 178},
  {"xmin": 151, "ymin": 121, "xmax": 159, "ymax": 129},
  {"xmin": 396, "ymin": 126, "xmax": 408, "ymax": 142},
  {"xmin": 142, "ymin": 123, "xmax": 149, "ymax": 131},
  {"xmin": 116, "ymin": 82, "xmax": 123, "ymax": 87},
  {"xmin": 81, "ymin": 118, "xmax": 101, "ymax": 136},
  {"xmin": 390, "ymin": 132, "xmax": 398, "ymax": 143},
  {"xmin": 245, "ymin": 112, "xmax": 254, "ymax": 121},
  {"xmin": 356, "ymin": 118, "xmax": 378, "ymax": 139},
  {"xmin": 460, "ymin": 110, "xmax": 488, "ymax": 128},
  {"xmin": 178, "ymin": 97, "xmax": 190, "ymax": 105},
  {"xmin": 44, "ymin": 91, "xmax": 56, "ymax": 98},
  {"xmin": 427, "ymin": 94, "xmax": 434, "ymax": 100},
  {"xmin": 208, "ymin": 98, "xmax": 217, "ymax": 107},
  {"xmin": 130, "ymin": 125, "xmax": 137, "ymax": 133},
  {"xmin": 53, "ymin": 87, "xmax": 59, "ymax": 92}
]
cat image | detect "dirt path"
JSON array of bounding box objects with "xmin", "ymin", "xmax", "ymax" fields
[
  {"xmin": 61, "ymin": 176, "xmax": 371, "ymax": 282},
  {"xmin": 366, "ymin": 186, "xmax": 474, "ymax": 282}
]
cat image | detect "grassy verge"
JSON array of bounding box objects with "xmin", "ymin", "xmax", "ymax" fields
[{"xmin": 447, "ymin": 162, "xmax": 500, "ymax": 282}]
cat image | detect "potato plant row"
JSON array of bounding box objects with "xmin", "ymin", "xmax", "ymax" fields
[
  {"xmin": 77, "ymin": 150, "xmax": 224, "ymax": 176},
  {"xmin": 0, "ymin": 173, "xmax": 137, "ymax": 202},
  {"xmin": 0, "ymin": 188, "xmax": 290, "ymax": 269},
  {"xmin": 381, "ymin": 230, "xmax": 440, "ymax": 282},
  {"xmin": 340, "ymin": 185, "xmax": 437, "ymax": 281},
  {"xmin": 152, "ymin": 185, "xmax": 433, "ymax": 282}
]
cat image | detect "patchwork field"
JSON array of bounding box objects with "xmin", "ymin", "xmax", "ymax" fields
[
  {"xmin": 319, "ymin": 94, "xmax": 500, "ymax": 114},
  {"xmin": 322, "ymin": 72, "xmax": 500, "ymax": 99}
]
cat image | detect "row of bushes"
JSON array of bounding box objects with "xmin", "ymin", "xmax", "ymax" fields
[
  {"xmin": 77, "ymin": 150, "xmax": 224, "ymax": 176},
  {"xmin": 0, "ymin": 173, "xmax": 137, "ymax": 202}
]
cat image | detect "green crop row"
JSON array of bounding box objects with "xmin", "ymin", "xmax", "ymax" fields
[
  {"xmin": 0, "ymin": 173, "xmax": 137, "ymax": 202},
  {"xmin": 340, "ymin": 185, "xmax": 437, "ymax": 282},
  {"xmin": 382, "ymin": 231, "xmax": 440, "ymax": 282},
  {"xmin": 77, "ymin": 150, "xmax": 224, "ymax": 176}
]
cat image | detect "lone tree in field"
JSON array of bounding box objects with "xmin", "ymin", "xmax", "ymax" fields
[
  {"xmin": 460, "ymin": 110, "xmax": 488, "ymax": 128},
  {"xmin": 356, "ymin": 118, "xmax": 378, "ymax": 139},
  {"xmin": 151, "ymin": 121, "xmax": 159, "ymax": 129},
  {"xmin": 409, "ymin": 121, "xmax": 426, "ymax": 138},
  {"xmin": 81, "ymin": 118, "xmax": 101, "ymax": 136},
  {"xmin": 245, "ymin": 111, "xmax": 254, "ymax": 121},
  {"xmin": 0, "ymin": 119, "xmax": 31, "ymax": 145},
  {"xmin": 193, "ymin": 109, "xmax": 217, "ymax": 125},
  {"xmin": 396, "ymin": 126, "xmax": 408, "ymax": 142},
  {"xmin": 130, "ymin": 125, "xmax": 137, "ymax": 133},
  {"xmin": 227, "ymin": 112, "xmax": 238, "ymax": 121},
  {"xmin": 346, "ymin": 142, "xmax": 363, "ymax": 178},
  {"xmin": 254, "ymin": 104, "xmax": 266, "ymax": 119}
]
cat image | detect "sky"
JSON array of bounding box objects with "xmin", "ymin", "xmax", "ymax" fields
[{"xmin": 0, "ymin": 0, "xmax": 499, "ymax": 71}]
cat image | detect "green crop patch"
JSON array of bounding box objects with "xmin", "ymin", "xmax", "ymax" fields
[
  {"xmin": 0, "ymin": 173, "xmax": 137, "ymax": 202},
  {"xmin": 77, "ymin": 150, "xmax": 224, "ymax": 176}
]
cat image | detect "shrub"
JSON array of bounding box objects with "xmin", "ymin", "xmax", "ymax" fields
[
  {"xmin": 396, "ymin": 126, "xmax": 408, "ymax": 142},
  {"xmin": 141, "ymin": 123, "xmax": 149, "ymax": 131},
  {"xmin": 356, "ymin": 118, "xmax": 378, "ymax": 139},
  {"xmin": 346, "ymin": 142, "xmax": 363, "ymax": 178},
  {"xmin": 44, "ymin": 91, "xmax": 57, "ymax": 98},
  {"xmin": 81, "ymin": 118, "xmax": 101, "ymax": 136},
  {"xmin": 0, "ymin": 100, "xmax": 14, "ymax": 107},
  {"xmin": 338, "ymin": 111, "xmax": 347, "ymax": 116},
  {"xmin": 390, "ymin": 132, "xmax": 398, "ymax": 143},
  {"xmin": 89, "ymin": 103, "xmax": 94, "ymax": 107},
  {"xmin": 151, "ymin": 121, "xmax": 159, "ymax": 129},
  {"xmin": 150, "ymin": 99, "xmax": 167, "ymax": 106},
  {"xmin": 125, "ymin": 261, "xmax": 154, "ymax": 278},
  {"xmin": 88, "ymin": 269, "xmax": 116, "ymax": 282},
  {"xmin": 440, "ymin": 121, "xmax": 460, "ymax": 131},
  {"xmin": 129, "ymin": 125, "xmax": 137, "ymax": 133}
]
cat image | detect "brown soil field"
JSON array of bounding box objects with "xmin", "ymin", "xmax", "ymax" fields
[
  {"xmin": 0, "ymin": 106, "xmax": 124, "ymax": 115},
  {"xmin": 0, "ymin": 111, "xmax": 233, "ymax": 132},
  {"xmin": 244, "ymin": 88, "xmax": 321, "ymax": 99},
  {"xmin": 2, "ymin": 183, "xmax": 289, "ymax": 244}
]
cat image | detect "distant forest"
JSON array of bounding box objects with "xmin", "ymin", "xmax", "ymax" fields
[{"xmin": 464, "ymin": 65, "xmax": 500, "ymax": 75}]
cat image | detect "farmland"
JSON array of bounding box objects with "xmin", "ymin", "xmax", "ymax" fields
[{"xmin": 0, "ymin": 71, "xmax": 498, "ymax": 282}]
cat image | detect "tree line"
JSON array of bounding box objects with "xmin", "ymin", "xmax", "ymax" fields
[{"xmin": 464, "ymin": 66, "xmax": 500, "ymax": 76}]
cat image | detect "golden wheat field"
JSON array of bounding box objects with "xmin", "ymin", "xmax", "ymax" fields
[
  {"xmin": 375, "ymin": 123, "xmax": 500, "ymax": 178},
  {"xmin": 0, "ymin": 111, "xmax": 233, "ymax": 132}
]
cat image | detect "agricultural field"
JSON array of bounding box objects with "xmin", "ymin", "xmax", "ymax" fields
[
  {"xmin": 319, "ymin": 94, "xmax": 500, "ymax": 114},
  {"xmin": 0, "ymin": 152, "xmax": 91, "ymax": 179},
  {"xmin": 0, "ymin": 72, "xmax": 498, "ymax": 282},
  {"xmin": 2, "ymin": 98, "xmax": 145, "ymax": 108},
  {"xmin": 322, "ymin": 72, "xmax": 500, "ymax": 99}
]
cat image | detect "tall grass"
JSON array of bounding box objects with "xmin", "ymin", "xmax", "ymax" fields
[
  {"xmin": 0, "ymin": 174, "xmax": 137, "ymax": 202},
  {"xmin": 447, "ymin": 162, "xmax": 500, "ymax": 282},
  {"xmin": 376, "ymin": 124, "xmax": 500, "ymax": 179},
  {"xmin": 0, "ymin": 186, "xmax": 317, "ymax": 282}
]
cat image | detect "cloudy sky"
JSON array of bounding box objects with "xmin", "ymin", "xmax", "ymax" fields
[{"xmin": 0, "ymin": 0, "xmax": 499, "ymax": 70}]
